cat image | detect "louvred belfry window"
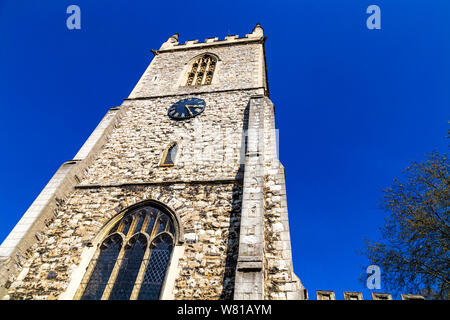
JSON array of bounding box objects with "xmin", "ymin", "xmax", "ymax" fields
[
  {"xmin": 78, "ymin": 205, "xmax": 175, "ymax": 300},
  {"xmin": 185, "ymin": 54, "xmax": 217, "ymax": 86}
]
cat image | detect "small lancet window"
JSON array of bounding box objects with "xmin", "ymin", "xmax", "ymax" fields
[
  {"xmin": 185, "ymin": 54, "xmax": 217, "ymax": 86},
  {"xmin": 160, "ymin": 143, "xmax": 177, "ymax": 167},
  {"xmin": 78, "ymin": 204, "xmax": 176, "ymax": 300}
]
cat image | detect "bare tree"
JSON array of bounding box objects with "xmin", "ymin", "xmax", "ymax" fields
[{"xmin": 364, "ymin": 152, "xmax": 449, "ymax": 299}]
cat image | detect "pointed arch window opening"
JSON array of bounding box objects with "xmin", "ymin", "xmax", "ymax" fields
[
  {"xmin": 186, "ymin": 55, "xmax": 217, "ymax": 86},
  {"xmin": 160, "ymin": 143, "xmax": 178, "ymax": 167},
  {"xmin": 79, "ymin": 234, "xmax": 122, "ymax": 300},
  {"xmin": 78, "ymin": 205, "xmax": 176, "ymax": 300}
]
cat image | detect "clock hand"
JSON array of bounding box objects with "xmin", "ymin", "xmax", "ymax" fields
[{"xmin": 185, "ymin": 105, "xmax": 194, "ymax": 117}]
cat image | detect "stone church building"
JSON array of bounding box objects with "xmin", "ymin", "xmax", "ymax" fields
[{"xmin": 0, "ymin": 24, "xmax": 307, "ymax": 300}]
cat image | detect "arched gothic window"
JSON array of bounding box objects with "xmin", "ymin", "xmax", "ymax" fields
[
  {"xmin": 78, "ymin": 204, "xmax": 176, "ymax": 300},
  {"xmin": 185, "ymin": 54, "xmax": 217, "ymax": 86}
]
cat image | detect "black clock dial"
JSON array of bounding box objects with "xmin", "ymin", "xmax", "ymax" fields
[{"xmin": 168, "ymin": 98, "xmax": 206, "ymax": 120}]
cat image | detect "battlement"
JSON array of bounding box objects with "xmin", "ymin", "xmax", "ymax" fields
[
  {"xmin": 158, "ymin": 23, "xmax": 264, "ymax": 52},
  {"xmin": 313, "ymin": 290, "xmax": 426, "ymax": 300}
]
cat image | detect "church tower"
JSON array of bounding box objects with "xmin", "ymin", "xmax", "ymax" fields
[{"xmin": 0, "ymin": 24, "xmax": 306, "ymax": 300}]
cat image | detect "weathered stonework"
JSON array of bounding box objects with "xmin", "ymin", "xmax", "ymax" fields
[
  {"xmin": 0, "ymin": 24, "xmax": 306, "ymax": 300},
  {"xmin": 7, "ymin": 183, "xmax": 242, "ymax": 300},
  {"xmin": 80, "ymin": 90, "xmax": 260, "ymax": 186}
]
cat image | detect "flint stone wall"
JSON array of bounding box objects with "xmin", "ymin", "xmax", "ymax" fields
[
  {"xmin": 81, "ymin": 90, "xmax": 262, "ymax": 186},
  {"xmin": 6, "ymin": 183, "xmax": 242, "ymax": 300},
  {"xmin": 129, "ymin": 42, "xmax": 264, "ymax": 99}
]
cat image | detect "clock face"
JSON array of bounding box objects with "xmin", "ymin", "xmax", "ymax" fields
[{"xmin": 168, "ymin": 98, "xmax": 206, "ymax": 120}]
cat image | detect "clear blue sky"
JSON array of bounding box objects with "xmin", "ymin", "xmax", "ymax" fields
[{"xmin": 0, "ymin": 1, "xmax": 448, "ymax": 299}]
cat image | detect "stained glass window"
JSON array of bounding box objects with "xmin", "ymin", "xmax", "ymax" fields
[
  {"xmin": 186, "ymin": 54, "xmax": 217, "ymax": 86},
  {"xmin": 78, "ymin": 204, "xmax": 176, "ymax": 300}
]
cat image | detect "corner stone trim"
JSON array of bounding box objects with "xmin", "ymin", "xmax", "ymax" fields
[{"xmin": 234, "ymin": 96, "xmax": 265, "ymax": 299}]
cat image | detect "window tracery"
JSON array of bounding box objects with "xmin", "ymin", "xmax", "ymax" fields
[
  {"xmin": 185, "ymin": 54, "xmax": 217, "ymax": 86},
  {"xmin": 78, "ymin": 204, "xmax": 175, "ymax": 300}
]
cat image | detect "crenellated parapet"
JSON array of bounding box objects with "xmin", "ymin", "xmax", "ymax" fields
[
  {"xmin": 314, "ymin": 290, "xmax": 426, "ymax": 300},
  {"xmin": 158, "ymin": 23, "xmax": 265, "ymax": 52}
]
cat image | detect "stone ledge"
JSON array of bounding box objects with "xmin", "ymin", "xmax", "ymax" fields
[
  {"xmin": 236, "ymin": 260, "xmax": 263, "ymax": 272},
  {"xmin": 75, "ymin": 178, "xmax": 243, "ymax": 190},
  {"xmin": 124, "ymin": 86, "xmax": 267, "ymax": 101}
]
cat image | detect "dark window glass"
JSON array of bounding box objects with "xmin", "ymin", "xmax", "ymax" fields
[
  {"xmin": 121, "ymin": 217, "xmax": 132, "ymax": 236},
  {"xmin": 109, "ymin": 235, "xmax": 147, "ymax": 300},
  {"xmin": 80, "ymin": 235, "xmax": 122, "ymax": 300},
  {"xmin": 157, "ymin": 215, "xmax": 168, "ymax": 234},
  {"xmin": 133, "ymin": 212, "xmax": 146, "ymax": 234},
  {"xmin": 137, "ymin": 235, "xmax": 173, "ymax": 300},
  {"xmin": 146, "ymin": 214, "xmax": 157, "ymax": 236},
  {"xmin": 167, "ymin": 220, "xmax": 175, "ymax": 235},
  {"xmin": 162, "ymin": 144, "xmax": 177, "ymax": 165}
]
